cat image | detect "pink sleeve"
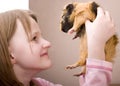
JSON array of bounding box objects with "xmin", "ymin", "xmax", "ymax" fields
[
  {"xmin": 32, "ymin": 78, "xmax": 62, "ymax": 86},
  {"xmin": 79, "ymin": 58, "xmax": 113, "ymax": 86}
]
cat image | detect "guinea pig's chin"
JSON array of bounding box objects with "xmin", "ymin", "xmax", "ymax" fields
[
  {"xmin": 61, "ymin": 23, "xmax": 73, "ymax": 33},
  {"xmin": 61, "ymin": 28, "xmax": 69, "ymax": 33}
]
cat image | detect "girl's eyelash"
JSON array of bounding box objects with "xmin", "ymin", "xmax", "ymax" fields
[
  {"xmin": 31, "ymin": 32, "xmax": 41, "ymax": 41},
  {"xmin": 32, "ymin": 36, "xmax": 37, "ymax": 40}
]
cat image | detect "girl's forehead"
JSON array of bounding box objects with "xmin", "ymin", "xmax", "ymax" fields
[
  {"xmin": 30, "ymin": 17, "xmax": 41, "ymax": 34},
  {"xmin": 16, "ymin": 17, "xmax": 41, "ymax": 39}
]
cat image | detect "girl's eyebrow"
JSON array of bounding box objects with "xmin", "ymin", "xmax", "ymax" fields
[
  {"xmin": 31, "ymin": 30, "xmax": 41, "ymax": 36},
  {"xmin": 32, "ymin": 31, "xmax": 38, "ymax": 36},
  {"xmin": 32, "ymin": 29, "xmax": 40, "ymax": 34}
]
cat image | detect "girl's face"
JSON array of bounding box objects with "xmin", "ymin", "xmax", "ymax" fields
[{"xmin": 9, "ymin": 17, "xmax": 52, "ymax": 71}]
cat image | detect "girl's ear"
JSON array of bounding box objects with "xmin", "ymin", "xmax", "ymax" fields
[
  {"xmin": 10, "ymin": 53, "xmax": 16, "ymax": 64},
  {"xmin": 8, "ymin": 47, "xmax": 16, "ymax": 64}
]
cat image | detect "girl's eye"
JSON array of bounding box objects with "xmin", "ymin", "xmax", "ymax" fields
[{"xmin": 32, "ymin": 36, "xmax": 37, "ymax": 41}]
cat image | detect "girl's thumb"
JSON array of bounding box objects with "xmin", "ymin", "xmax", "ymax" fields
[
  {"xmin": 85, "ymin": 20, "xmax": 91, "ymax": 27},
  {"xmin": 85, "ymin": 20, "xmax": 92, "ymax": 33}
]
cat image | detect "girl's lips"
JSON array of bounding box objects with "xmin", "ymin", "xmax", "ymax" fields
[{"xmin": 40, "ymin": 52, "xmax": 48, "ymax": 57}]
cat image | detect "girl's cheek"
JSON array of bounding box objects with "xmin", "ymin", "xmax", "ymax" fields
[{"xmin": 30, "ymin": 43, "xmax": 42, "ymax": 55}]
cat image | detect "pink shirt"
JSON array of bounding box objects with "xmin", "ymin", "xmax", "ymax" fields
[{"xmin": 32, "ymin": 58, "xmax": 112, "ymax": 86}]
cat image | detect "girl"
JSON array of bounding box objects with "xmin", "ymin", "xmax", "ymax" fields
[{"xmin": 0, "ymin": 7, "xmax": 115, "ymax": 86}]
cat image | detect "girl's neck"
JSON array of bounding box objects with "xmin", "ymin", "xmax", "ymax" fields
[{"xmin": 13, "ymin": 65, "xmax": 38, "ymax": 86}]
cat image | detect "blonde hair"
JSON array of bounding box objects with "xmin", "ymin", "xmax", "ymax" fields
[{"xmin": 0, "ymin": 9, "xmax": 37, "ymax": 86}]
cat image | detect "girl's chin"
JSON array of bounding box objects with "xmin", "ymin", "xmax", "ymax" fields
[{"xmin": 40, "ymin": 60, "xmax": 52, "ymax": 70}]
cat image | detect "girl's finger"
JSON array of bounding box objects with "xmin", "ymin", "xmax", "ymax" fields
[
  {"xmin": 96, "ymin": 7, "xmax": 105, "ymax": 19},
  {"xmin": 105, "ymin": 11, "xmax": 112, "ymax": 21}
]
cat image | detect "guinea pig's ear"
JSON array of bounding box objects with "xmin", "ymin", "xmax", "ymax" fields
[{"xmin": 66, "ymin": 4, "xmax": 74, "ymax": 14}]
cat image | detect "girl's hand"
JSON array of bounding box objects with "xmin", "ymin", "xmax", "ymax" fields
[{"xmin": 85, "ymin": 7, "xmax": 116, "ymax": 60}]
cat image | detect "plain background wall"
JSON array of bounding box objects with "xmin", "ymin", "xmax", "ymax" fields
[{"xmin": 30, "ymin": 0, "xmax": 120, "ymax": 85}]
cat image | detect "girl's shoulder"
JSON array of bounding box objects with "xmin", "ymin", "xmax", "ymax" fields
[{"xmin": 32, "ymin": 77, "xmax": 62, "ymax": 86}]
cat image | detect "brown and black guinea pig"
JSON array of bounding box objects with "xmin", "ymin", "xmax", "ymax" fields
[{"xmin": 60, "ymin": 1, "xmax": 118, "ymax": 76}]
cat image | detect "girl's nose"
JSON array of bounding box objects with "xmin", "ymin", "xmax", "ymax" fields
[{"xmin": 42, "ymin": 38, "xmax": 51, "ymax": 48}]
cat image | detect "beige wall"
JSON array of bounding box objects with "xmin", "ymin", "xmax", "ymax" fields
[{"xmin": 30, "ymin": 0, "xmax": 120, "ymax": 85}]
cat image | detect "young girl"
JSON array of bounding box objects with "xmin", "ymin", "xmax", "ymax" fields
[{"xmin": 0, "ymin": 7, "xmax": 115, "ymax": 86}]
